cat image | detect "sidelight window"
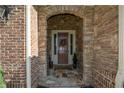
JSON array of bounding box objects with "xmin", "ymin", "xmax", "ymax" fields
[
  {"xmin": 54, "ymin": 34, "xmax": 57, "ymax": 55},
  {"xmin": 70, "ymin": 34, "xmax": 73, "ymax": 55}
]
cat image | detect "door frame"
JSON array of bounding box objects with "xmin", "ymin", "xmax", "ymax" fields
[{"xmin": 51, "ymin": 30, "xmax": 76, "ymax": 65}]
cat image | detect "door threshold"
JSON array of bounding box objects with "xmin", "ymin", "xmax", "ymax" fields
[{"xmin": 53, "ymin": 64, "xmax": 73, "ymax": 70}]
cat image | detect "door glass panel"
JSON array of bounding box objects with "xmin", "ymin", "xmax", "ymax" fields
[{"xmin": 59, "ymin": 38, "xmax": 68, "ymax": 53}]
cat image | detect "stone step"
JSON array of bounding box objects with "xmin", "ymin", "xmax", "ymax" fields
[{"xmin": 38, "ymin": 69, "xmax": 84, "ymax": 88}]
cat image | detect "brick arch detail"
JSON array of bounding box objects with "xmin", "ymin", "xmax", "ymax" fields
[{"xmin": 38, "ymin": 6, "xmax": 86, "ymax": 19}]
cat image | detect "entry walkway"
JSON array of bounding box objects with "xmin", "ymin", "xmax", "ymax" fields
[{"xmin": 39, "ymin": 69, "xmax": 83, "ymax": 88}]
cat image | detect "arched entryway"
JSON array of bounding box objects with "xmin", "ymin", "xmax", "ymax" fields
[
  {"xmin": 34, "ymin": 5, "xmax": 94, "ymax": 87},
  {"xmin": 47, "ymin": 13, "xmax": 83, "ymax": 69},
  {"xmin": 40, "ymin": 13, "xmax": 84, "ymax": 87}
]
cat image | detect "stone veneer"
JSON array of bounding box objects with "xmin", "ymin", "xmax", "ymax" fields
[{"xmin": 0, "ymin": 5, "xmax": 26, "ymax": 88}]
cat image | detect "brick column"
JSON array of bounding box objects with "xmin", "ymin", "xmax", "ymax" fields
[
  {"xmin": 38, "ymin": 15, "xmax": 47, "ymax": 79},
  {"xmin": 82, "ymin": 7, "xmax": 94, "ymax": 86}
]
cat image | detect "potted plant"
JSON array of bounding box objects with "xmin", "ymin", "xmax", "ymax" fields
[
  {"xmin": 48, "ymin": 55, "xmax": 53, "ymax": 69},
  {"xmin": 72, "ymin": 53, "xmax": 78, "ymax": 69},
  {"xmin": 0, "ymin": 65, "xmax": 6, "ymax": 88}
]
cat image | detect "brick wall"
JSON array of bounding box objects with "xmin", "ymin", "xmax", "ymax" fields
[
  {"xmin": 31, "ymin": 56, "xmax": 41, "ymax": 88},
  {"xmin": 82, "ymin": 6, "xmax": 94, "ymax": 85},
  {"xmin": 92, "ymin": 5, "xmax": 118, "ymax": 88},
  {"xmin": 0, "ymin": 5, "xmax": 26, "ymax": 88}
]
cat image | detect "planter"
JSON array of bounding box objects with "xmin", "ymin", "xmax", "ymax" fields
[{"xmin": 73, "ymin": 53, "xmax": 78, "ymax": 69}]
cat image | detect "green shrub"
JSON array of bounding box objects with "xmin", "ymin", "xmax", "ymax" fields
[{"xmin": 0, "ymin": 65, "xmax": 6, "ymax": 88}]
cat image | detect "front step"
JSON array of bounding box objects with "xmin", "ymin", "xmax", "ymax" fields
[
  {"xmin": 53, "ymin": 64, "xmax": 73, "ymax": 70},
  {"xmin": 38, "ymin": 69, "xmax": 83, "ymax": 88}
]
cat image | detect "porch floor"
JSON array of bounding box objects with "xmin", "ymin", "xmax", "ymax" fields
[{"xmin": 39, "ymin": 69, "xmax": 83, "ymax": 88}]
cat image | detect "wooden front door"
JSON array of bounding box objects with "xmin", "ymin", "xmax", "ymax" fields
[{"xmin": 58, "ymin": 32, "xmax": 68, "ymax": 64}]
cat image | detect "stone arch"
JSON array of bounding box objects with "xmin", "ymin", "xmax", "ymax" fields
[
  {"xmin": 46, "ymin": 13, "xmax": 83, "ymax": 22},
  {"xmin": 45, "ymin": 11, "xmax": 84, "ymax": 20},
  {"xmin": 47, "ymin": 13, "xmax": 83, "ymax": 29},
  {"xmin": 38, "ymin": 6, "xmax": 85, "ymax": 19}
]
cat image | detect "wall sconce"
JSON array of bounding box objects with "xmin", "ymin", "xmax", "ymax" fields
[{"xmin": 0, "ymin": 5, "xmax": 9, "ymax": 22}]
